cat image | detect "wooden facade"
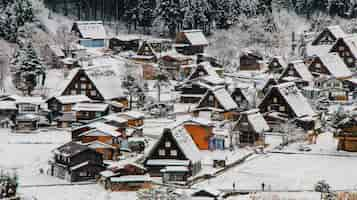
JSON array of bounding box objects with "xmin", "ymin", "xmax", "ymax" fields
[
  {"xmin": 239, "ymin": 51, "xmax": 264, "ymax": 71},
  {"xmin": 330, "ymin": 36, "xmax": 357, "ymax": 69},
  {"xmin": 334, "ymin": 119, "xmax": 357, "ymax": 152},
  {"xmin": 267, "ymin": 56, "xmax": 286, "ymax": 73},
  {"xmin": 50, "ymin": 142, "xmax": 105, "ymax": 182},
  {"xmin": 109, "ymin": 37, "xmax": 140, "ymax": 52}
]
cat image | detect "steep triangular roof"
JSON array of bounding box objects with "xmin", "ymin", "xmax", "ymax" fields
[
  {"xmin": 312, "ymin": 53, "xmax": 352, "ymax": 79},
  {"xmin": 197, "ymin": 87, "xmax": 238, "ymax": 111},
  {"xmin": 312, "ymin": 25, "xmax": 346, "ymax": 45},
  {"xmin": 72, "ymin": 21, "xmax": 107, "ymax": 39}
]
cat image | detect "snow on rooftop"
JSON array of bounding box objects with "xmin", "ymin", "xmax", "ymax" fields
[
  {"xmin": 0, "ymin": 101, "xmax": 17, "ymax": 110},
  {"xmin": 244, "ymin": 109, "xmax": 270, "ymax": 133},
  {"xmin": 211, "ymin": 87, "xmax": 238, "ymax": 111},
  {"xmin": 273, "ymin": 82, "xmax": 315, "ymax": 118},
  {"xmin": 118, "ymin": 110, "xmax": 145, "ymax": 119},
  {"xmin": 74, "ymin": 21, "xmax": 107, "ymax": 39},
  {"xmin": 317, "ymin": 53, "xmax": 352, "ymax": 78},
  {"xmin": 181, "ymin": 30, "xmax": 209, "ymax": 46},
  {"xmin": 171, "ymin": 126, "xmax": 201, "ymax": 163},
  {"xmin": 54, "ymin": 95, "xmax": 91, "ymax": 104},
  {"xmin": 110, "ymin": 174, "xmax": 151, "ymax": 183},
  {"xmin": 72, "ymin": 103, "xmax": 108, "ymax": 111},
  {"xmin": 288, "ymin": 60, "xmax": 314, "ymax": 82}
]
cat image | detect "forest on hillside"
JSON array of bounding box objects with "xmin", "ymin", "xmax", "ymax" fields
[{"xmin": 43, "ymin": 0, "xmax": 357, "ymax": 36}]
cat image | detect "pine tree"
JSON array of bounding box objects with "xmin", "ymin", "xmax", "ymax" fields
[{"xmin": 12, "ymin": 42, "xmax": 45, "ymax": 96}]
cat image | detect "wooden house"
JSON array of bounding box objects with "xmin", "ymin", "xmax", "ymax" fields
[
  {"xmin": 46, "ymin": 95, "xmax": 91, "ymax": 116},
  {"xmin": 259, "ymin": 82, "xmax": 316, "ymax": 129},
  {"xmin": 314, "ymin": 76, "xmax": 348, "ymax": 101},
  {"xmin": 261, "ymin": 77, "xmax": 278, "ymax": 95},
  {"xmin": 191, "ymin": 187, "xmax": 223, "ymax": 200},
  {"xmin": 49, "ymin": 141, "xmax": 105, "ymax": 182},
  {"xmin": 172, "ymin": 117, "xmax": 214, "ymax": 150},
  {"xmin": 60, "ymin": 68, "xmax": 127, "ymax": 106},
  {"xmin": 308, "ymin": 53, "xmax": 352, "ymax": 80},
  {"xmin": 234, "ymin": 109, "xmax": 270, "ymax": 144},
  {"xmin": 14, "ymin": 114, "xmax": 40, "ymax": 132},
  {"xmin": 185, "ymin": 62, "xmax": 222, "ymax": 81},
  {"xmin": 311, "ymin": 25, "xmax": 346, "ymax": 46},
  {"xmin": 194, "ymin": 87, "xmax": 238, "ymax": 120},
  {"xmin": 230, "ymin": 87, "xmax": 254, "ymax": 112},
  {"xmin": 106, "ymin": 175, "xmax": 151, "ymax": 191},
  {"xmin": 334, "ymin": 116, "xmax": 357, "ymax": 152},
  {"xmin": 117, "ymin": 111, "xmax": 145, "ymax": 128},
  {"xmin": 160, "ymin": 53, "xmax": 193, "ymax": 80},
  {"xmin": 144, "ymin": 127, "xmax": 202, "ymax": 177},
  {"xmin": 132, "ymin": 39, "xmax": 172, "ymax": 63},
  {"xmin": 178, "ymin": 76, "xmax": 225, "ymax": 103},
  {"xmin": 72, "ymin": 103, "xmax": 109, "ymax": 121},
  {"xmin": 12, "ymin": 97, "xmax": 45, "ymax": 132},
  {"xmin": 267, "ymin": 56, "xmax": 286, "ymax": 73},
  {"xmin": 175, "ymin": 30, "xmax": 209, "ymax": 55},
  {"xmin": 330, "ymin": 35, "xmax": 357, "ymax": 69},
  {"xmin": 0, "ymin": 101, "xmax": 17, "ymax": 121},
  {"xmin": 71, "ymin": 21, "xmax": 107, "ymax": 48},
  {"xmin": 239, "ymin": 49, "xmax": 265, "ymax": 71},
  {"xmin": 279, "ymin": 60, "xmax": 314, "ymax": 87},
  {"xmin": 109, "ymin": 36, "xmax": 140, "ymax": 52}
]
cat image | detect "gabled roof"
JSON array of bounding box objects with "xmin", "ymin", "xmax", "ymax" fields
[
  {"xmin": 312, "ymin": 25, "xmax": 346, "ymax": 45},
  {"xmin": 262, "ymin": 82, "xmax": 315, "ymax": 118},
  {"xmin": 177, "ymin": 30, "xmax": 208, "ymax": 46},
  {"xmin": 186, "ymin": 62, "xmax": 222, "ymax": 81},
  {"xmin": 241, "ymin": 109, "xmax": 270, "ymax": 133},
  {"xmin": 331, "ymin": 34, "xmax": 357, "ymax": 59},
  {"xmin": 146, "ymin": 127, "xmax": 201, "ymax": 163},
  {"xmin": 314, "ymin": 53, "xmax": 352, "ymax": 78},
  {"xmin": 49, "ymin": 95, "xmax": 91, "ymax": 104},
  {"xmin": 282, "ymin": 60, "xmax": 313, "ymax": 82},
  {"xmin": 197, "ymin": 87, "xmax": 238, "ymax": 111},
  {"xmin": 170, "ymin": 116, "xmax": 214, "ymax": 129},
  {"xmin": 72, "ymin": 103, "xmax": 108, "ymax": 112},
  {"xmin": 15, "ymin": 96, "xmax": 44, "ymax": 105},
  {"xmin": 117, "ymin": 110, "xmax": 145, "ymax": 120},
  {"xmin": 269, "ymin": 56, "xmax": 287, "ymax": 68},
  {"xmin": 53, "ymin": 141, "xmax": 90, "ymax": 157},
  {"xmin": 73, "ymin": 21, "xmax": 107, "ymax": 39}
]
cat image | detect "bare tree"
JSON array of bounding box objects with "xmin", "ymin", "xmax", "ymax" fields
[{"xmin": 55, "ymin": 25, "xmax": 78, "ymax": 57}]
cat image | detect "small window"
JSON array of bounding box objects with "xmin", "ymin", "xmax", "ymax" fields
[
  {"xmin": 79, "ymin": 172, "xmax": 88, "ymax": 177},
  {"xmin": 88, "ymin": 84, "xmax": 92, "ymax": 89},
  {"xmin": 71, "ymin": 90, "xmax": 77, "ymax": 95},
  {"xmin": 199, "ymin": 71, "xmax": 205, "ymax": 76},
  {"xmin": 288, "ymin": 70, "xmax": 294, "ymax": 76},
  {"xmin": 159, "ymin": 149, "xmax": 165, "ymax": 156},
  {"xmin": 90, "ymin": 90, "xmax": 97, "ymax": 96},
  {"xmin": 208, "ymin": 95, "xmax": 214, "ymax": 102},
  {"xmin": 80, "ymin": 77, "xmax": 86, "ymax": 81},
  {"xmin": 75, "ymin": 83, "xmax": 78, "ymax": 89},
  {"xmin": 267, "ymin": 106, "xmax": 271, "ymax": 111},
  {"xmin": 81, "ymin": 90, "xmax": 86, "ymax": 95},
  {"xmin": 235, "ymin": 96, "xmax": 241, "ymax": 102},
  {"xmin": 348, "ymin": 57, "xmax": 354, "ymax": 63},
  {"xmin": 273, "ymin": 97, "xmax": 278, "ymax": 103},
  {"xmin": 81, "ymin": 83, "xmax": 86, "ymax": 89},
  {"xmin": 338, "ymin": 46, "xmax": 345, "ymax": 51},
  {"xmin": 345, "ymin": 51, "xmax": 350, "ymax": 57},
  {"xmin": 165, "ymin": 141, "xmax": 171, "ymax": 148},
  {"xmin": 279, "ymin": 106, "xmax": 285, "ymax": 112},
  {"xmin": 315, "ymin": 63, "xmax": 321, "ymax": 68},
  {"xmin": 170, "ymin": 150, "xmax": 177, "ymax": 156}
]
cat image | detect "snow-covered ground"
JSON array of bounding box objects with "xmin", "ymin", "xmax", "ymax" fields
[{"xmin": 196, "ymin": 132, "xmax": 357, "ymax": 191}]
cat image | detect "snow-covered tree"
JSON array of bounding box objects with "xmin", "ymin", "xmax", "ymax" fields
[
  {"xmin": 0, "ymin": 170, "xmax": 18, "ymax": 198},
  {"xmin": 55, "ymin": 24, "xmax": 78, "ymax": 57},
  {"xmin": 12, "ymin": 41, "xmax": 45, "ymax": 95}
]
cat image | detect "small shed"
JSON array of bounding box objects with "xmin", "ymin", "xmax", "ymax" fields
[
  {"xmin": 175, "ymin": 30, "xmax": 208, "ymax": 55},
  {"xmin": 109, "ymin": 35, "xmax": 140, "ymax": 52}
]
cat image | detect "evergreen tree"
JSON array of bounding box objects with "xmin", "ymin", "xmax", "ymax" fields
[{"xmin": 12, "ymin": 42, "xmax": 45, "ymax": 96}]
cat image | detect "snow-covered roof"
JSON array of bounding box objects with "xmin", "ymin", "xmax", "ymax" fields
[
  {"xmin": 180, "ymin": 30, "xmax": 208, "ymax": 46},
  {"xmin": 198, "ymin": 87, "xmax": 238, "ymax": 111},
  {"xmin": 312, "ymin": 25, "xmax": 346, "ymax": 45},
  {"xmin": 53, "ymin": 141, "xmax": 89, "ymax": 157},
  {"xmin": 0, "ymin": 101, "xmax": 17, "ymax": 110},
  {"xmin": 284, "ymin": 60, "xmax": 313, "ymax": 82},
  {"xmin": 110, "ymin": 175, "xmax": 151, "ymax": 183},
  {"xmin": 316, "ymin": 53, "xmax": 352, "ymax": 78},
  {"xmin": 52, "ymin": 95, "xmax": 91, "ymax": 104},
  {"xmin": 145, "ymin": 159, "xmax": 190, "ymax": 166},
  {"xmin": 306, "ymin": 44, "xmax": 331, "ymax": 57},
  {"xmin": 82, "ymin": 140, "xmax": 116, "ymax": 149},
  {"xmin": 243, "ymin": 109, "xmax": 270, "ymax": 133},
  {"xmin": 112, "ymin": 35, "xmax": 141, "ymax": 41},
  {"xmin": 72, "ymin": 103, "xmax": 108, "ymax": 112},
  {"xmin": 170, "ymin": 126, "xmax": 201, "ymax": 163},
  {"xmin": 335, "ymin": 34, "xmax": 357, "ymax": 59},
  {"xmin": 73, "ymin": 21, "xmax": 107, "ymax": 39},
  {"xmin": 271, "ymin": 82, "xmax": 316, "ymax": 118},
  {"xmin": 171, "ymin": 116, "xmax": 214, "ymax": 129},
  {"xmin": 118, "ymin": 110, "xmax": 145, "ymax": 119},
  {"xmin": 70, "ymin": 161, "xmax": 90, "ymax": 171},
  {"xmin": 15, "ymin": 96, "xmax": 44, "ymax": 105},
  {"xmin": 160, "ymin": 166, "xmax": 189, "ymax": 172},
  {"xmin": 103, "ymin": 114, "xmax": 128, "ymax": 124}
]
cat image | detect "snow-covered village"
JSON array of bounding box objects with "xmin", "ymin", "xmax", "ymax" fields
[{"xmin": 3, "ymin": 0, "xmax": 357, "ymax": 199}]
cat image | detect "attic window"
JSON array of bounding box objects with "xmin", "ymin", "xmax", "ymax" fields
[
  {"xmin": 339, "ymin": 46, "xmax": 345, "ymax": 51},
  {"xmin": 235, "ymin": 96, "xmax": 241, "ymax": 101},
  {"xmin": 80, "ymin": 77, "xmax": 86, "ymax": 81},
  {"xmin": 165, "ymin": 141, "xmax": 171, "ymax": 148},
  {"xmin": 170, "ymin": 150, "xmax": 177, "ymax": 156},
  {"xmin": 159, "ymin": 149, "xmax": 165, "ymax": 156},
  {"xmin": 209, "ymin": 95, "xmax": 214, "ymax": 102},
  {"xmin": 348, "ymin": 57, "xmax": 354, "ymax": 63},
  {"xmin": 273, "ymin": 97, "xmax": 278, "ymax": 103},
  {"xmin": 279, "ymin": 106, "xmax": 285, "ymax": 112},
  {"xmin": 315, "ymin": 63, "xmax": 321, "ymax": 68},
  {"xmin": 288, "ymin": 70, "xmax": 294, "ymax": 76},
  {"xmin": 199, "ymin": 71, "xmax": 204, "ymax": 76}
]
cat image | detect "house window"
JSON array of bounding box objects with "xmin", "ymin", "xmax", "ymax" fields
[
  {"xmin": 209, "ymin": 95, "xmax": 214, "ymax": 102},
  {"xmin": 170, "ymin": 150, "xmax": 177, "ymax": 156},
  {"xmin": 199, "ymin": 71, "xmax": 204, "ymax": 76},
  {"xmin": 81, "ymin": 83, "xmax": 86, "ymax": 89},
  {"xmin": 80, "ymin": 77, "xmax": 86, "ymax": 81},
  {"xmin": 273, "ymin": 97, "xmax": 278, "ymax": 103},
  {"xmin": 20, "ymin": 104, "xmax": 36, "ymax": 113},
  {"xmin": 71, "ymin": 90, "xmax": 77, "ymax": 95},
  {"xmin": 235, "ymin": 96, "xmax": 241, "ymax": 102},
  {"xmin": 267, "ymin": 106, "xmax": 271, "ymax": 111},
  {"xmin": 75, "ymin": 83, "xmax": 78, "ymax": 89},
  {"xmin": 345, "ymin": 51, "xmax": 351, "ymax": 57},
  {"xmin": 348, "ymin": 57, "xmax": 354, "ymax": 63},
  {"xmin": 315, "ymin": 63, "xmax": 321, "ymax": 68},
  {"xmin": 88, "ymin": 84, "xmax": 92, "ymax": 89},
  {"xmin": 79, "ymin": 172, "xmax": 88, "ymax": 177},
  {"xmin": 90, "ymin": 90, "xmax": 97, "ymax": 96},
  {"xmin": 159, "ymin": 149, "xmax": 165, "ymax": 156},
  {"xmin": 165, "ymin": 141, "xmax": 171, "ymax": 148},
  {"xmin": 288, "ymin": 70, "xmax": 294, "ymax": 76},
  {"xmin": 339, "ymin": 46, "xmax": 345, "ymax": 51},
  {"xmin": 279, "ymin": 106, "xmax": 285, "ymax": 112},
  {"xmin": 81, "ymin": 90, "xmax": 86, "ymax": 95}
]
